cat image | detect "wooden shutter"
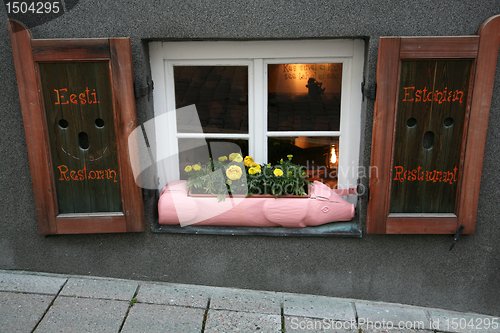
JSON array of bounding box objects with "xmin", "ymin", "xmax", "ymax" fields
[
  {"xmin": 8, "ymin": 20, "xmax": 145, "ymax": 234},
  {"xmin": 367, "ymin": 15, "xmax": 500, "ymax": 234}
]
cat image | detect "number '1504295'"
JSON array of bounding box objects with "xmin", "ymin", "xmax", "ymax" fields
[{"xmin": 6, "ymin": 2, "xmax": 60, "ymax": 14}]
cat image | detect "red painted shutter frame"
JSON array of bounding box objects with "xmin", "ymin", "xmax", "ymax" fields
[
  {"xmin": 8, "ymin": 20, "xmax": 145, "ymax": 234},
  {"xmin": 367, "ymin": 15, "xmax": 500, "ymax": 234}
]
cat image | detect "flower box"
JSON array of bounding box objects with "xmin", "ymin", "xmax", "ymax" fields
[
  {"xmin": 158, "ymin": 152, "xmax": 354, "ymax": 227},
  {"xmin": 158, "ymin": 180, "xmax": 354, "ymax": 228}
]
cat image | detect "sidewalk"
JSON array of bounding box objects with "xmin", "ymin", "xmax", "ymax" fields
[{"xmin": 0, "ymin": 270, "xmax": 498, "ymax": 333}]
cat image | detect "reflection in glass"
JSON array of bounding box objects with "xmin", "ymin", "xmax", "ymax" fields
[
  {"xmin": 268, "ymin": 136, "xmax": 339, "ymax": 189},
  {"xmin": 178, "ymin": 139, "xmax": 249, "ymax": 180},
  {"xmin": 174, "ymin": 66, "xmax": 248, "ymax": 134},
  {"xmin": 268, "ymin": 63, "xmax": 342, "ymax": 131}
]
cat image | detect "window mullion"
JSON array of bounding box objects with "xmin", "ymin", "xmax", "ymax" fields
[
  {"xmin": 253, "ymin": 58, "xmax": 267, "ymax": 164},
  {"xmin": 267, "ymin": 131, "xmax": 341, "ymax": 137}
]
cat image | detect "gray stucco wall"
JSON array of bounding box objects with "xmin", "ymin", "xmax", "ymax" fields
[{"xmin": 1, "ymin": 0, "xmax": 499, "ymax": 316}]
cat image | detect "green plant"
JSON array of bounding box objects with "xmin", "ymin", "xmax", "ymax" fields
[
  {"xmin": 185, "ymin": 153, "xmax": 310, "ymax": 201},
  {"xmin": 129, "ymin": 297, "xmax": 138, "ymax": 306},
  {"xmin": 185, "ymin": 153, "xmax": 247, "ymax": 202},
  {"xmin": 247, "ymin": 155, "xmax": 309, "ymax": 197}
]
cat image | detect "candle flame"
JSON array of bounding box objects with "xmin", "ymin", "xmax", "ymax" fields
[{"xmin": 330, "ymin": 146, "xmax": 337, "ymax": 164}]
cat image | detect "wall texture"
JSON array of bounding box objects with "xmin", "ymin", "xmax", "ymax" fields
[{"xmin": 1, "ymin": 0, "xmax": 499, "ymax": 316}]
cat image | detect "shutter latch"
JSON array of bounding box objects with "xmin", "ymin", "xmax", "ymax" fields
[{"xmin": 449, "ymin": 225, "xmax": 465, "ymax": 251}]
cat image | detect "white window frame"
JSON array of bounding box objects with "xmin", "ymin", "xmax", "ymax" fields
[{"xmin": 150, "ymin": 40, "xmax": 364, "ymax": 191}]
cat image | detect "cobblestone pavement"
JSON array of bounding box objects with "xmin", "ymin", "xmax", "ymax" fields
[{"xmin": 0, "ymin": 270, "xmax": 498, "ymax": 332}]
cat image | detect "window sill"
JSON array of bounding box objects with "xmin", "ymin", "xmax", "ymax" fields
[{"xmin": 151, "ymin": 220, "xmax": 361, "ymax": 237}]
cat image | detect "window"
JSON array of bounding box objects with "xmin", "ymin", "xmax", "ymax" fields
[{"xmin": 150, "ymin": 40, "xmax": 364, "ymax": 193}]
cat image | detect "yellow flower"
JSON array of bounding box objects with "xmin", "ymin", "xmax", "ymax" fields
[
  {"xmin": 226, "ymin": 165, "xmax": 243, "ymax": 180},
  {"xmin": 229, "ymin": 153, "xmax": 243, "ymax": 163},
  {"xmin": 273, "ymin": 169, "xmax": 283, "ymax": 177},
  {"xmin": 192, "ymin": 164, "xmax": 201, "ymax": 171},
  {"xmin": 244, "ymin": 156, "xmax": 254, "ymax": 167},
  {"xmin": 250, "ymin": 162, "xmax": 261, "ymax": 174},
  {"xmin": 218, "ymin": 156, "xmax": 228, "ymax": 162},
  {"xmin": 249, "ymin": 164, "xmax": 262, "ymax": 175},
  {"xmin": 287, "ymin": 154, "xmax": 293, "ymax": 160},
  {"xmin": 184, "ymin": 165, "xmax": 192, "ymax": 172}
]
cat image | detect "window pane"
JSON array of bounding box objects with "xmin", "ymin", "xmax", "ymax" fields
[
  {"xmin": 175, "ymin": 66, "xmax": 248, "ymax": 134},
  {"xmin": 268, "ymin": 63, "xmax": 342, "ymax": 131},
  {"xmin": 268, "ymin": 136, "xmax": 339, "ymax": 188},
  {"xmin": 178, "ymin": 139, "xmax": 249, "ymax": 180}
]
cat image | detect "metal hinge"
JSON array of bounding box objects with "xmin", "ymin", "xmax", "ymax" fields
[
  {"xmin": 135, "ymin": 76, "xmax": 154, "ymax": 100},
  {"xmin": 361, "ymin": 82, "xmax": 377, "ymax": 101}
]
